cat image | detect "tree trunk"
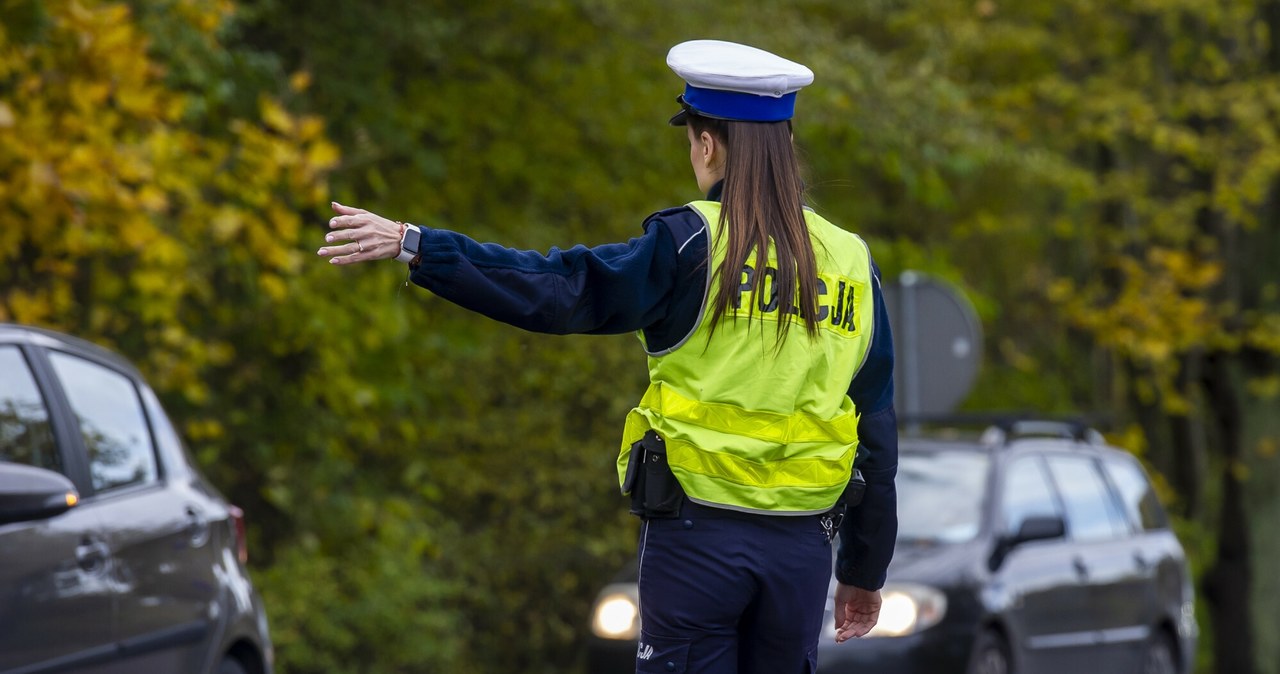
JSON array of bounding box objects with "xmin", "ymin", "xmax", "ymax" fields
[
  {"xmin": 1169, "ymin": 355, "xmax": 1201, "ymax": 519},
  {"xmin": 1122, "ymin": 358, "xmax": 1181, "ymax": 499},
  {"xmin": 1201, "ymin": 352, "xmax": 1254, "ymax": 674}
]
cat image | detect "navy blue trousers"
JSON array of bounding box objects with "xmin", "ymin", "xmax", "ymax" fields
[{"xmin": 635, "ymin": 499, "xmax": 832, "ymax": 674}]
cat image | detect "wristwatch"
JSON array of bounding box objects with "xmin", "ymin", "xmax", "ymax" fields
[{"xmin": 396, "ymin": 224, "xmax": 422, "ymax": 264}]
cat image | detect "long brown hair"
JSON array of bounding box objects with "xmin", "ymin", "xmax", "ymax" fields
[{"xmin": 688, "ymin": 114, "xmax": 820, "ymax": 342}]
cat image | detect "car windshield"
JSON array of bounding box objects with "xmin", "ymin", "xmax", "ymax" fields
[{"xmin": 896, "ymin": 449, "xmax": 990, "ymax": 544}]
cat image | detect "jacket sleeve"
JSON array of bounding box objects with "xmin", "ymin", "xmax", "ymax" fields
[
  {"xmin": 406, "ymin": 219, "xmax": 680, "ymax": 335},
  {"xmin": 835, "ymin": 262, "xmax": 899, "ymax": 591}
]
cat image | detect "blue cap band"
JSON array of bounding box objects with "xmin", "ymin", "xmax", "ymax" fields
[{"xmin": 683, "ymin": 84, "xmax": 797, "ymax": 123}]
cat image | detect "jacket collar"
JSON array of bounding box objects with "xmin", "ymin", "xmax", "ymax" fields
[{"xmin": 705, "ymin": 179, "xmax": 725, "ymax": 202}]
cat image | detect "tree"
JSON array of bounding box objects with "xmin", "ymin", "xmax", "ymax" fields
[
  {"xmin": 225, "ymin": 1, "xmax": 1051, "ymax": 670},
  {"xmin": 828, "ymin": 2, "xmax": 1280, "ymax": 671},
  {"xmin": 14, "ymin": 1, "xmax": 1274, "ymax": 671},
  {"xmin": 0, "ymin": 3, "xmax": 474, "ymax": 671}
]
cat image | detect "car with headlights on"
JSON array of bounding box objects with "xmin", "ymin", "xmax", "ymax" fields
[
  {"xmin": 0, "ymin": 324, "xmax": 272, "ymax": 674},
  {"xmin": 586, "ymin": 421, "xmax": 1197, "ymax": 674}
]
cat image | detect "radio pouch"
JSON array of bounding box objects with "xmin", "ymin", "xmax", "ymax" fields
[{"xmin": 625, "ymin": 431, "xmax": 685, "ymax": 519}]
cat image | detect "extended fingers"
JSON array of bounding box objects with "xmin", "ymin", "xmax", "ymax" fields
[
  {"xmin": 330, "ymin": 201, "xmax": 367, "ymax": 216},
  {"xmin": 329, "ymin": 201, "xmax": 372, "ymax": 230},
  {"xmin": 323, "ymin": 227, "xmax": 362, "ymax": 245},
  {"xmin": 320, "ymin": 202, "xmax": 400, "ymax": 265},
  {"xmin": 319, "ymin": 226, "xmax": 365, "ymax": 257},
  {"xmin": 329, "ymin": 214, "xmax": 365, "ymax": 229},
  {"xmin": 317, "ymin": 239, "xmax": 363, "ymax": 263}
]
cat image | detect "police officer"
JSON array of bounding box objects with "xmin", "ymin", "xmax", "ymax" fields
[{"xmin": 318, "ymin": 40, "xmax": 897, "ymax": 674}]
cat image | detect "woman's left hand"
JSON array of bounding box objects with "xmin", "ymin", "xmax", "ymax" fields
[{"xmin": 318, "ymin": 201, "xmax": 403, "ymax": 265}]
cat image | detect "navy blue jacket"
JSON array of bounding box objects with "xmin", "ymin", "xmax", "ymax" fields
[{"xmin": 406, "ymin": 183, "xmax": 898, "ymax": 591}]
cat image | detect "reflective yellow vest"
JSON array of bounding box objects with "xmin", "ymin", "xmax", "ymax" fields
[{"xmin": 618, "ymin": 201, "xmax": 876, "ymax": 514}]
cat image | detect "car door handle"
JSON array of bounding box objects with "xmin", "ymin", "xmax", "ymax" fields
[
  {"xmin": 1072, "ymin": 556, "xmax": 1089, "ymax": 580},
  {"xmin": 184, "ymin": 505, "xmax": 211, "ymax": 547},
  {"xmin": 75, "ymin": 537, "xmax": 109, "ymax": 574},
  {"xmin": 1133, "ymin": 551, "xmax": 1149, "ymax": 571}
]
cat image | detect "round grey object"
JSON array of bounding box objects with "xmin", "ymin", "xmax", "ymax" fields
[{"xmin": 882, "ymin": 272, "xmax": 983, "ymax": 418}]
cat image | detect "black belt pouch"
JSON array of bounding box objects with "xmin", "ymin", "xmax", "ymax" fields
[{"xmin": 624, "ymin": 431, "xmax": 685, "ymax": 519}]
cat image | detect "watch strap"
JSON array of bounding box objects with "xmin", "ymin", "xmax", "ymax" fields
[{"xmin": 396, "ymin": 224, "xmax": 422, "ymax": 264}]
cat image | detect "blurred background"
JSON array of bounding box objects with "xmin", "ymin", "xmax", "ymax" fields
[{"xmin": 2, "ymin": 0, "xmax": 1278, "ymax": 672}]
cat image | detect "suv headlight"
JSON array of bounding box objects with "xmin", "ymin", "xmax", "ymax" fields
[
  {"xmin": 828, "ymin": 582, "xmax": 948, "ymax": 638},
  {"xmin": 591, "ymin": 583, "xmax": 640, "ymax": 640}
]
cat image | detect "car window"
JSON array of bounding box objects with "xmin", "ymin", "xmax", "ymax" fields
[
  {"xmin": 48, "ymin": 352, "xmax": 158, "ymax": 492},
  {"xmin": 897, "ymin": 450, "xmax": 990, "ymax": 543},
  {"xmin": 1000, "ymin": 456, "xmax": 1060, "ymax": 535},
  {"xmin": 1102, "ymin": 456, "xmax": 1168, "ymax": 531},
  {"xmin": 1045, "ymin": 455, "xmax": 1129, "ymax": 541},
  {"xmin": 0, "ymin": 346, "xmax": 60, "ymax": 473},
  {"xmin": 139, "ymin": 384, "xmax": 190, "ymax": 464}
]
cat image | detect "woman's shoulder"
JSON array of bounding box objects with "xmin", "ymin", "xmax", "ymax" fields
[
  {"xmin": 642, "ymin": 203, "xmax": 700, "ymax": 225},
  {"xmin": 642, "ymin": 205, "xmax": 709, "ymax": 254}
]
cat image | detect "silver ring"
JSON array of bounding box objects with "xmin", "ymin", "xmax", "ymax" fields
[{"xmin": 357, "ymin": 239, "xmax": 364, "ymax": 253}]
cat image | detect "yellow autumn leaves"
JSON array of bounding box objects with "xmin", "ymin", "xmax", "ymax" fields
[{"xmin": 0, "ymin": 0, "xmax": 337, "ymax": 397}]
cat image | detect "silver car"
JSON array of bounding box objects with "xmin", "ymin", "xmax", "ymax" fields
[{"xmin": 0, "ymin": 324, "xmax": 272, "ymax": 674}]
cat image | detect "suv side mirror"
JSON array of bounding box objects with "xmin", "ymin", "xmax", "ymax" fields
[
  {"xmin": 0, "ymin": 462, "xmax": 79, "ymax": 525},
  {"xmin": 988, "ymin": 514, "xmax": 1067, "ymax": 571},
  {"xmin": 1011, "ymin": 515, "xmax": 1066, "ymax": 545}
]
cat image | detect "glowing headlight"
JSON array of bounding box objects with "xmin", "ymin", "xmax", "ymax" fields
[
  {"xmin": 825, "ymin": 583, "xmax": 947, "ymax": 638},
  {"xmin": 591, "ymin": 584, "xmax": 640, "ymax": 640},
  {"xmin": 867, "ymin": 583, "xmax": 946, "ymax": 637}
]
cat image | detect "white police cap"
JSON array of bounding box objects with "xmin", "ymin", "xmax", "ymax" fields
[{"xmin": 666, "ymin": 40, "xmax": 814, "ymax": 126}]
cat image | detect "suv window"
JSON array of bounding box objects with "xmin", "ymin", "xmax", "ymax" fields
[
  {"xmin": 48, "ymin": 352, "xmax": 158, "ymax": 492},
  {"xmin": 1000, "ymin": 456, "xmax": 1060, "ymax": 535},
  {"xmin": 0, "ymin": 346, "xmax": 60, "ymax": 473},
  {"xmin": 1045, "ymin": 455, "xmax": 1129, "ymax": 541},
  {"xmin": 898, "ymin": 450, "xmax": 989, "ymax": 543},
  {"xmin": 1102, "ymin": 456, "xmax": 1168, "ymax": 531}
]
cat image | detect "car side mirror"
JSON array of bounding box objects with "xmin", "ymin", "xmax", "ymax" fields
[
  {"xmin": 0, "ymin": 462, "xmax": 79, "ymax": 525},
  {"xmin": 1011, "ymin": 515, "xmax": 1066, "ymax": 546},
  {"xmin": 988, "ymin": 515, "xmax": 1066, "ymax": 571}
]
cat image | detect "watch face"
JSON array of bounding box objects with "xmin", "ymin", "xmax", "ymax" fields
[{"xmin": 404, "ymin": 227, "xmax": 421, "ymax": 252}]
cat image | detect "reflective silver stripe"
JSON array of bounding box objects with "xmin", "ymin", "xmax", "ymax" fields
[
  {"xmin": 676, "ymin": 227, "xmax": 705, "ymax": 254},
  {"xmin": 637, "ymin": 520, "xmax": 650, "ymax": 601}
]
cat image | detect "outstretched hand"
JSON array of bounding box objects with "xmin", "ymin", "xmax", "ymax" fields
[
  {"xmin": 317, "ymin": 201, "xmax": 403, "ymax": 265},
  {"xmin": 832, "ymin": 583, "xmax": 881, "ymax": 643}
]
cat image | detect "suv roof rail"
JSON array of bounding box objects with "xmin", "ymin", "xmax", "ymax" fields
[
  {"xmin": 979, "ymin": 419, "xmax": 1105, "ymax": 447},
  {"xmin": 898, "ymin": 411, "xmax": 1111, "ymax": 429}
]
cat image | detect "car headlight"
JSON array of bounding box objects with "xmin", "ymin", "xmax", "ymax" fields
[
  {"xmin": 591, "ymin": 583, "xmax": 640, "ymax": 640},
  {"xmin": 868, "ymin": 583, "xmax": 947, "ymax": 637},
  {"xmin": 827, "ymin": 583, "xmax": 947, "ymax": 638}
]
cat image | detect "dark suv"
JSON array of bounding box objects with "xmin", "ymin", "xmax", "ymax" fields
[
  {"xmin": 0, "ymin": 324, "xmax": 272, "ymax": 674},
  {"xmin": 586, "ymin": 421, "xmax": 1197, "ymax": 674}
]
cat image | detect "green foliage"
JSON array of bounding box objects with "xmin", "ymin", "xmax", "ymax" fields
[
  {"xmin": 258, "ymin": 505, "xmax": 470, "ymax": 673},
  {"xmin": 5, "ymin": 0, "xmax": 1279, "ymax": 672},
  {"xmin": 217, "ymin": 6, "xmax": 1052, "ymax": 670},
  {"xmin": 850, "ymin": 2, "xmax": 1280, "ymax": 671},
  {"xmin": 0, "ymin": 0, "xmax": 336, "ymax": 386}
]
